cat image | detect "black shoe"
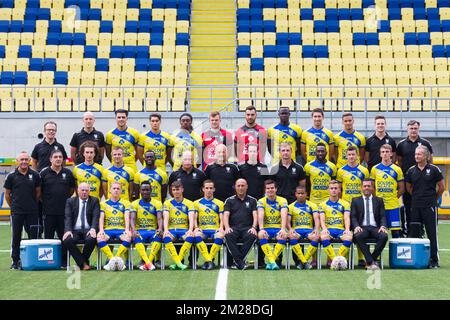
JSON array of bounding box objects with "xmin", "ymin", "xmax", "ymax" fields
[
  {"xmin": 202, "ymin": 262, "xmax": 209, "ymax": 270},
  {"xmin": 358, "ymin": 260, "xmax": 366, "ymax": 268},
  {"xmin": 295, "ymin": 262, "xmax": 304, "ymax": 270},
  {"xmin": 10, "ymin": 262, "xmax": 21, "ymax": 270},
  {"xmin": 429, "ymin": 261, "xmax": 440, "ymax": 269},
  {"xmin": 231, "ymin": 263, "xmax": 239, "ymax": 270},
  {"xmin": 154, "ymin": 260, "xmax": 161, "ymax": 269},
  {"xmin": 207, "ymin": 261, "xmax": 215, "ymax": 270},
  {"xmin": 303, "ymin": 262, "xmax": 312, "ymax": 270},
  {"xmin": 238, "ymin": 261, "xmax": 248, "ymax": 270}
]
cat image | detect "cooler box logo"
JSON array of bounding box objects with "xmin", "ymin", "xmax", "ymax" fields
[
  {"xmin": 38, "ymin": 248, "xmax": 54, "ymax": 261},
  {"xmin": 397, "ymin": 246, "xmax": 411, "ymax": 260}
]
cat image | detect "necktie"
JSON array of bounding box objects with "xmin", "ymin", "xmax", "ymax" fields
[
  {"xmin": 365, "ymin": 197, "xmax": 370, "ymax": 226},
  {"xmin": 81, "ymin": 200, "xmax": 87, "ymax": 230}
]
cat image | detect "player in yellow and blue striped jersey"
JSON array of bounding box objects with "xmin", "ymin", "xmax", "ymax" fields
[
  {"xmin": 102, "ymin": 146, "xmax": 134, "ymax": 201},
  {"xmin": 334, "ymin": 113, "xmax": 366, "ymax": 168},
  {"xmin": 133, "ymin": 150, "xmax": 168, "ymax": 203},
  {"xmin": 172, "ymin": 113, "xmax": 203, "ymax": 171}
]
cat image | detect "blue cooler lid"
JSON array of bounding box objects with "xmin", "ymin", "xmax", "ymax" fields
[
  {"xmin": 20, "ymin": 239, "xmax": 61, "ymax": 246},
  {"xmin": 389, "ymin": 238, "xmax": 430, "ymax": 244}
]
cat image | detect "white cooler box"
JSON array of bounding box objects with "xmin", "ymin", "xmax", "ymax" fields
[
  {"xmin": 20, "ymin": 239, "xmax": 61, "ymax": 271},
  {"xmin": 389, "ymin": 238, "xmax": 430, "ymax": 269}
]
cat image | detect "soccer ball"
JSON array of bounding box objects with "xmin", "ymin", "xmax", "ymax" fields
[
  {"xmin": 330, "ymin": 256, "xmax": 348, "ymax": 271},
  {"xmin": 108, "ymin": 257, "xmax": 125, "ymax": 271}
]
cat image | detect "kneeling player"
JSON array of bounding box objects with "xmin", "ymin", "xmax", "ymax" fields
[
  {"xmin": 288, "ymin": 185, "xmax": 320, "ymax": 269},
  {"xmin": 163, "ymin": 181, "xmax": 195, "ymax": 270},
  {"xmin": 319, "ymin": 181, "xmax": 353, "ymax": 267},
  {"xmin": 130, "ymin": 181, "xmax": 163, "ymax": 271},
  {"xmin": 193, "ymin": 180, "xmax": 225, "ymax": 270},
  {"xmin": 257, "ymin": 180, "xmax": 288, "ymax": 270},
  {"xmin": 97, "ymin": 182, "xmax": 132, "ymax": 270}
]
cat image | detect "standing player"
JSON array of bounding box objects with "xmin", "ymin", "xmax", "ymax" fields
[
  {"xmin": 301, "ymin": 108, "xmax": 335, "ymax": 164},
  {"xmin": 267, "ymin": 106, "xmax": 302, "ymax": 165},
  {"xmin": 130, "ymin": 181, "xmax": 163, "ymax": 271},
  {"xmin": 334, "ymin": 113, "xmax": 366, "ymax": 168},
  {"xmin": 97, "ymin": 182, "xmax": 132, "ymax": 270},
  {"xmin": 201, "ymin": 111, "xmax": 233, "ymax": 168},
  {"xmin": 365, "ymin": 115, "xmax": 397, "ymax": 171},
  {"xmin": 193, "ymin": 180, "xmax": 225, "ymax": 270},
  {"xmin": 137, "ymin": 113, "xmax": 174, "ymax": 171},
  {"xmin": 72, "ymin": 141, "xmax": 104, "ymax": 200},
  {"xmin": 172, "ymin": 113, "xmax": 203, "ymax": 171},
  {"xmin": 234, "ymin": 106, "xmax": 267, "ymax": 164},
  {"xmin": 163, "ymin": 181, "xmax": 196, "ymax": 270},
  {"xmin": 257, "ymin": 180, "xmax": 288, "ymax": 270},
  {"xmin": 370, "ymin": 144, "xmax": 404, "ymax": 238},
  {"xmin": 133, "ymin": 150, "xmax": 168, "ymax": 203},
  {"xmin": 319, "ymin": 181, "xmax": 353, "ymax": 266},
  {"xmin": 105, "ymin": 109, "xmax": 140, "ymax": 173},
  {"xmin": 288, "ymin": 185, "xmax": 320, "ymax": 269},
  {"xmin": 102, "ymin": 146, "xmax": 134, "ymax": 201},
  {"xmin": 304, "ymin": 143, "xmax": 337, "ymax": 205}
]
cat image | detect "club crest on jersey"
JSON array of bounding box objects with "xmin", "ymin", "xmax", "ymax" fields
[
  {"xmin": 112, "ymin": 209, "xmax": 118, "ymax": 215},
  {"xmin": 226, "ymin": 167, "xmax": 231, "ymax": 173},
  {"xmin": 292, "ymin": 167, "xmax": 297, "ymax": 174},
  {"xmin": 245, "ymin": 202, "xmax": 250, "ymax": 208},
  {"xmin": 94, "ymin": 134, "xmax": 98, "ymax": 139},
  {"xmin": 28, "ymin": 174, "xmax": 33, "ymax": 180},
  {"xmin": 418, "ymin": 142, "xmax": 422, "ymax": 146},
  {"xmin": 62, "ymin": 173, "xmax": 66, "ymax": 179},
  {"xmin": 426, "ymin": 169, "xmax": 431, "ymax": 175},
  {"xmin": 385, "ymin": 139, "xmax": 389, "ymax": 144},
  {"xmin": 314, "ymin": 137, "xmax": 321, "ymax": 143},
  {"xmin": 54, "ymin": 146, "xmax": 59, "ymax": 150},
  {"xmin": 193, "ymin": 172, "xmax": 197, "ymax": 178}
]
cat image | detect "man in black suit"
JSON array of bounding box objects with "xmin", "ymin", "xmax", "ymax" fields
[
  {"xmin": 63, "ymin": 183, "xmax": 100, "ymax": 270},
  {"xmin": 351, "ymin": 179, "xmax": 388, "ymax": 270}
]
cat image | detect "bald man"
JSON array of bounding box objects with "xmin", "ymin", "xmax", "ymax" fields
[
  {"xmin": 70, "ymin": 111, "xmax": 105, "ymax": 165},
  {"xmin": 63, "ymin": 183, "xmax": 100, "ymax": 270}
]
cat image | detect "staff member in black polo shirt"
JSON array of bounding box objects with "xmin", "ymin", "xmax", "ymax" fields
[
  {"xmin": 397, "ymin": 120, "xmax": 433, "ymax": 236},
  {"xmin": 4, "ymin": 151, "xmax": 41, "ymax": 270},
  {"xmin": 365, "ymin": 115, "xmax": 397, "ymax": 171},
  {"xmin": 204, "ymin": 144, "xmax": 240, "ymax": 202},
  {"xmin": 40, "ymin": 150, "xmax": 76, "ymax": 266},
  {"xmin": 70, "ymin": 111, "xmax": 105, "ymax": 165},
  {"xmin": 405, "ymin": 145, "xmax": 444, "ymax": 269},
  {"xmin": 223, "ymin": 179, "xmax": 258, "ymax": 270},
  {"xmin": 239, "ymin": 143, "xmax": 270, "ymax": 200},
  {"xmin": 31, "ymin": 121, "xmax": 67, "ymax": 172},
  {"xmin": 168, "ymin": 151, "xmax": 205, "ymax": 201},
  {"xmin": 270, "ymin": 143, "xmax": 306, "ymax": 204}
]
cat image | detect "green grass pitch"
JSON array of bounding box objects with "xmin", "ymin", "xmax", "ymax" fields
[{"xmin": 0, "ymin": 223, "xmax": 449, "ymax": 300}]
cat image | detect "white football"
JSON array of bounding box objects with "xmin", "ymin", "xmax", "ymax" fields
[
  {"xmin": 330, "ymin": 256, "xmax": 348, "ymax": 271},
  {"xmin": 108, "ymin": 257, "xmax": 125, "ymax": 271}
]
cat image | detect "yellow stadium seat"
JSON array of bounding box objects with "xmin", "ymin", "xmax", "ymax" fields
[
  {"xmin": 137, "ymin": 33, "xmax": 150, "ymax": 46},
  {"xmin": 329, "ymin": 58, "xmax": 342, "ymax": 72},
  {"xmin": 410, "ymin": 72, "xmax": 424, "ymax": 85},
  {"xmin": 315, "ymin": 33, "xmax": 327, "ymax": 45},
  {"xmin": 342, "ymin": 58, "xmax": 356, "ymax": 72},
  {"xmin": 250, "ymin": 32, "xmax": 263, "ymax": 46},
  {"xmin": 379, "ymin": 34, "xmax": 392, "ymax": 46},
  {"xmin": 2, "ymin": 59, "xmax": 15, "ymax": 72},
  {"xmin": 177, "ymin": 21, "xmax": 189, "ymax": 33},
  {"xmin": 152, "ymin": 8, "xmax": 165, "ymax": 20},
  {"xmin": 238, "ymin": 32, "xmax": 250, "ymax": 45},
  {"xmin": 148, "ymin": 72, "xmax": 161, "ymax": 86},
  {"xmin": 70, "ymin": 45, "xmax": 83, "ymax": 59},
  {"xmin": 276, "ymin": 8, "xmax": 288, "ymax": 20},
  {"xmin": 122, "ymin": 59, "xmax": 135, "ymax": 72},
  {"xmin": 313, "ymin": 8, "xmax": 325, "ymax": 20},
  {"xmin": 302, "ymin": 32, "xmax": 314, "ymax": 45},
  {"xmin": 301, "ymin": 20, "xmax": 314, "ymax": 33},
  {"xmin": 94, "ymin": 72, "xmax": 108, "ymax": 86},
  {"xmin": 288, "ymin": 20, "xmax": 301, "ymax": 33},
  {"xmin": 264, "ymin": 58, "xmax": 276, "ymax": 72},
  {"xmin": 397, "ymin": 71, "xmax": 410, "ymax": 85},
  {"xmin": 82, "ymin": 59, "xmax": 96, "ymax": 72},
  {"xmin": 393, "ymin": 45, "xmax": 406, "ymax": 59},
  {"xmin": 97, "ymin": 45, "xmax": 110, "ymax": 59},
  {"xmin": 395, "ymin": 58, "xmax": 408, "ymax": 72},
  {"xmin": 416, "ymin": 20, "xmax": 428, "ymax": 32},
  {"xmin": 44, "ymin": 45, "xmax": 57, "ymax": 59},
  {"xmin": 419, "ymin": 45, "xmax": 432, "ymax": 58},
  {"xmin": 98, "ymin": 33, "xmax": 112, "ymax": 46},
  {"xmin": 406, "ymin": 45, "xmax": 420, "ymax": 58},
  {"xmin": 341, "ymin": 45, "xmax": 354, "ymax": 58},
  {"xmin": 107, "ymin": 72, "xmax": 121, "ymax": 86},
  {"xmin": 80, "ymin": 71, "xmax": 94, "ymax": 86},
  {"xmin": 68, "ymin": 71, "xmax": 81, "ymax": 86},
  {"xmin": 263, "ymin": 33, "xmax": 276, "ymax": 45},
  {"xmin": 111, "ymin": 33, "xmax": 125, "ymax": 46},
  {"xmin": 367, "ymin": 46, "xmax": 380, "ymax": 59},
  {"xmin": 328, "ymin": 46, "xmax": 341, "ymax": 58},
  {"xmin": 278, "ymin": 71, "xmax": 291, "ymax": 85},
  {"xmin": 330, "ymin": 71, "xmax": 343, "ymax": 85},
  {"xmin": 161, "ymin": 71, "xmax": 174, "ymax": 86},
  {"xmin": 277, "ymin": 20, "xmax": 289, "ymax": 33},
  {"xmin": 26, "ymin": 71, "xmax": 40, "ymax": 86},
  {"xmin": 121, "ymin": 72, "xmax": 135, "ymax": 86},
  {"xmin": 303, "ymin": 71, "xmax": 317, "ymax": 85},
  {"xmin": 343, "ymin": 71, "xmax": 357, "ymax": 85},
  {"xmin": 403, "ymin": 21, "xmax": 416, "ymax": 33},
  {"xmin": 125, "ymin": 33, "xmax": 137, "ymax": 46},
  {"xmin": 20, "ymin": 33, "xmax": 33, "ymax": 45},
  {"xmin": 436, "ymin": 71, "xmax": 450, "ymax": 85},
  {"xmin": 369, "ymin": 59, "xmax": 382, "ymax": 72},
  {"xmin": 86, "ymin": 33, "xmax": 99, "ymax": 46},
  {"xmin": 354, "ymin": 46, "xmax": 367, "ymax": 58},
  {"xmin": 150, "ymin": 46, "xmax": 162, "ymax": 58},
  {"xmin": 69, "ymin": 58, "xmax": 83, "ymax": 72},
  {"xmin": 380, "ymin": 45, "xmax": 393, "ymax": 59},
  {"xmin": 264, "ymin": 8, "xmax": 276, "ymax": 20},
  {"xmin": 444, "ymin": 33, "xmax": 450, "ymax": 45},
  {"xmin": 238, "ymin": 71, "xmax": 251, "ymax": 85},
  {"xmin": 290, "ymin": 45, "xmax": 302, "ymax": 59},
  {"xmin": 326, "ymin": 0, "xmax": 338, "ymax": 7},
  {"xmin": 408, "ymin": 57, "xmax": 421, "ymax": 72},
  {"xmin": 251, "ymin": 71, "xmax": 264, "ymax": 86},
  {"xmin": 352, "ymin": 21, "xmax": 365, "ymax": 32},
  {"xmin": 175, "ymin": 46, "xmax": 188, "ymax": 59},
  {"xmin": 327, "ymin": 33, "xmax": 340, "ymax": 45}
]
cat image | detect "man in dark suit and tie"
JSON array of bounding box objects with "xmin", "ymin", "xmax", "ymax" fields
[
  {"xmin": 351, "ymin": 179, "xmax": 388, "ymax": 270},
  {"xmin": 63, "ymin": 182, "xmax": 100, "ymax": 270}
]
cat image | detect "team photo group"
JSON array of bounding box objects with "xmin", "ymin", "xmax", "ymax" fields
[{"xmin": 4, "ymin": 105, "xmax": 444, "ymax": 272}]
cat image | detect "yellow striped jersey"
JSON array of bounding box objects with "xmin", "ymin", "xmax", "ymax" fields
[
  {"xmin": 73, "ymin": 163, "xmax": 104, "ymax": 199},
  {"xmin": 288, "ymin": 200, "xmax": 318, "ymax": 229},
  {"xmin": 105, "ymin": 127, "xmax": 140, "ymax": 172},
  {"xmin": 130, "ymin": 198, "xmax": 162, "ymax": 230},
  {"xmin": 337, "ymin": 164, "xmax": 370, "ymax": 203},
  {"xmin": 194, "ymin": 198, "xmax": 224, "ymax": 231},
  {"xmin": 257, "ymin": 196, "xmax": 288, "ymax": 229},
  {"xmin": 172, "ymin": 131, "xmax": 203, "ymax": 171},
  {"xmin": 133, "ymin": 167, "xmax": 168, "ymax": 202},
  {"xmin": 301, "ymin": 127, "xmax": 335, "ymax": 163},
  {"xmin": 334, "ymin": 130, "xmax": 366, "ymax": 168},
  {"xmin": 268, "ymin": 123, "xmax": 302, "ymax": 164},
  {"xmin": 370, "ymin": 163, "xmax": 404, "ymax": 210},
  {"xmin": 138, "ymin": 130, "xmax": 174, "ymax": 171},
  {"xmin": 304, "ymin": 160, "xmax": 337, "ymax": 205},
  {"xmin": 101, "ymin": 199, "xmax": 130, "ymax": 230},
  {"xmin": 102, "ymin": 165, "xmax": 135, "ymax": 201},
  {"xmin": 163, "ymin": 198, "xmax": 195, "ymax": 230},
  {"xmin": 319, "ymin": 199, "xmax": 350, "ymax": 230}
]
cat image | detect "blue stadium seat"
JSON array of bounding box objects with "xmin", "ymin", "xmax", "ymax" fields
[
  {"xmin": 428, "ymin": 20, "xmax": 441, "ymax": 32},
  {"xmin": 150, "ymin": 33, "xmax": 164, "ymax": 45},
  {"xmin": 0, "ymin": 72, "xmax": 14, "ymax": 85},
  {"xmin": 404, "ymin": 33, "xmax": 417, "ymax": 45},
  {"xmin": 136, "ymin": 46, "xmax": 150, "ymax": 59},
  {"xmin": 29, "ymin": 58, "xmax": 43, "ymax": 71},
  {"xmin": 9, "ymin": 21, "xmax": 22, "ymax": 33},
  {"xmin": 447, "ymin": 45, "xmax": 450, "ymax": 57},
  {"xmin": 176, "ymin": 33, "xmax": 189, "ymax": 46},
  {"xmin": 238, "ymin": 20, "xmax": 250, "ymax": 32},
  {"xmin": 139, "ymin": 21, "xmax": 151, "ymax": 33},
  {"xmin": 73, "ymin": 33, "xmax": 86, "ymax": 45},
  {"xmin": 316, "ymin": 46, "xmax": 328, "ymax": 58},
  {"xmin": 399, "ymin": 0, "xmax": 412, "ymax": 8},
  {"xmin": 38, "ymin": 8, "xmax": 51, "ymax": 20},
  {"xmin": 126, "ymin": 21, "xmax": 139, "ymax": 33},
  {"xmin": 18, "ymin": 45, "xmax": 32, "ymax": 58},
  {"xmin": 327, "ymin": 21, "xmax": 339, "ymax": 32},
  {"xmin": 426, "ymin": 8, "xmax": 440, "ymax": 20},
  {"xmin": 110, "ymin": 46, "xmax": 124, "ymax": 58},
  {"xmin": 263, "ymin": 20, "xmax": 276, "ymax": 32},
  {"xmin": 312, "ymin": 0, "xmax": 325, "ymax": 8},
  {"xmin": 78, "ymin": 0, "xmax": 90, "ymax": 9},
  {"xmin": 413, "ymin": 0, "xmax": 425, "ymax": 7},
  {"xmin": 237, "ymin": 45, "xmax": 251, "ymax": 58},
  {"xmin": 432, "ymin": 45, "xmax": 446, "ymax": 57},
  {"xmin": 275, "ymin": 0, "xmax": 288, "ymax": 8},
  {"xmin": 54, "ymin": 72, "xmax": 68, "ymax": 85},
  {"xmin": 178, "ymin": 0, "xmax": 191, "ymax": 9},
  {"xmin": 42, "ymin": 58, "xmax": 57, "ymax": 71},
  {"xmin": 177, "ymin": 9, "xmax": 190, "ymax": 20},
  {"xmin": 251, "ymin": 20, "xmax": 263, "ymax": 32},
  {"xmin": 167, "ymin": 0, "xmax": 177, "ymax": 8},
  {"xmin": 290, "ymin": 33, "xmax": 302, "ymax": 45},
  {"xmin": 387, "ymin": 0, "xmax": 399, "ymax": 7},
  {"xmin": 264, "ymin": 45, "xmax": 277, "ymax": 58},
  {"xmin": 351, "ymin": 8, "xmax": 364, "ymax": 20},
  {"xmin": 123, "ymin": 46, "xmax": 136, "ymax": 58},
  {"xmin": 0, "ymin": 46, "xmax": 6, "ymax": 59},
  {"xmin": 339, "ymin": 9, "xmax": 351, "ymax": 20},
  {"xmin": 1, "ymin": 0, "xmax": 14, "ymax": 8},
  {"xmin": 388, "ymin": 8, "xmax": 402, "ymax": 20},
  {"xmin": 379, "ymin": 20, "xmax": 391, "ymax": 32},
  {"xmin": 438, "ymin": 0, "xmax": 450, "ymax": 7},
  {"xmin": 79, "ymin": 9, "xmax": 89, "ymax": 20},
  {"xmin": 314, "ymin": 21, "xmax": 327, "ymax": 33},
  {"xmin": 366, "ymin": 33, "xmax": 379, "ymax": 45},
  {"xmin": 64, "ymin": 0, "xmax": 77, "ymax": 7},
  {"xmin": 302, "ymin": 46, "xmax": 315, "ymax": 58},
  {"xmin": 24, "ymin": 8, "xmax": 38, "ymax": 21},
  {"xmin": 277, "ymin": 45, "xmax": 289, "ymax": 58},
  {"xmin": 250, "ymin": 0, "xmax": 263, "ymax": 8},
  {"xmin": 135, "ymin": 59, "xmax": 149, "ymax": 71},
  {"xmin": 0, "ymin": 21, "xmax": 9, "ymax": 33},
  {"xmin": 263, "ymin": 0, "xmax": 275, "ymax": 7},
  {"xmin": 250, "ymin": 58, "xmax": 264, "ymax": 71},
  {"xmin": 353, "ymin": 33, "xmax": 366, "ymax": 45},
  {"xmin": 13, "ymin": 72, "xmax": 27, "ymax": 85},
  {"xmin": 148, "ymin": 58, "xmax": 162, "ymax": 71},
  {"xmin": 47, "ymin": 33, "xmax": 60, "ymax": 45},
  {"xmin": 417, "ymin": 32, "xmax": 431, "ymax": 45},
  {"xmin": 237, "ymin": 9, "xmax": 250, "ymax": 20},
  {"xmin": 442, "ymin": 20, "xmax": 450, "ymax": 32},
  {"xmin": 326, "ymin": 9, "xmax": 338, "ymax": 20},
  {"xmin": 250, "ymin": 8, "xmax": 263, "ymax": 20},
  {"xmin": 95, "ymin": 59, "xmax": 109, "ymax": 71},
  {"xmin": 362, "ymin": 0, "xmax": 375, "ymax": 7},
  {"xmin": 89, "ymin": 9, "xmax": 102, "ymax": 20},
  {"xmin": 28, "ymin": 0, "xmax": 40, "ymax": 8},
  {"xmin": 100, "ymin": 21, "xmax": 113, "ymax": 33},
  {"xmin": 140, "ymin": 9, "xmax": 152, "ymax": 21},
  {"xmin": 276, "ymin": 33, "xmax": 289, "ymax": 45},
  {"xmin": 414, "ymin": 8, "xmax": 427, "ymax": 20},
  {"xmin": 128, "ymin": 0, "xmax": 141, "ymax": 9},
  {"xmin": 60, "ymin": 33, "xmax": 73, "ymax": 45},
  {"xmin": 300, "ymin": 9, "xmax": 313, "ymax": 20},
  {"xmin": 48, "ymin": 21, "xmax": 62, "ymax": 33},
  {"xmin": 152, "ymin": 21, "xmax": 164, "ymax": 33},
  {"xmin": 84, "ymin": 46, "xmax": 97, "ymax": 58}
]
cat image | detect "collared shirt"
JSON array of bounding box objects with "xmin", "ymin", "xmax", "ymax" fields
[
  {"xmin": 238, "ymin": 162, "xmax": 271, "ymax": 200},
  {"xmin": 234, "ymin": 124, "xmax": 267, "ymax": 163},
  {"xmin": 31, "ymin": 139, "xmax": 67, "ymax": 172},
  {"xmin": 224, "ymin": 194, "xmax": 257, "ymax": 229},
  {"xmin": 70, "ymin": 127, "xmax": 105, "ymax": 164},
  {"xmin": 405, "ymin": 163, "xmax": 444, "ymax": 207},
  {"xmin": 365, "ymin": 133, "xmax": 397, "ymax": 170},
  {"xmin": 3, "ymin": 168, "xmax": 40, "ymax": 215},
  {"xmin": 40, "ymin": 166, "xmax": 75, "ymax": 216},
  {"xmin": 270, "ymin": 161, "xmax": 306, "ymax": 204},
  {"xmin": 74, "ymin": 198, "xmax": 90, "ymax": 230},
  {"xmin": 397, "ymin": 136, "xmax": 433, "ymax": 174},
  {"xmin": 204, "ymin": 163, "xmax": 240, "ymax": 202},
  {"xmin": 362, "ymin": 195, "xmax": 376, "ymax": 227},
  {"xmin": 168, "ymin": 167, "xmax": 205, "ymax": 201}
]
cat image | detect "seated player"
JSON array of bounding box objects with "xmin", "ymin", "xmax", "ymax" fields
[
  {"xmin": 130, "ymin": 181, "xmax": 163, "ymax": 271},
  {"xmin": 287, "ymin": 185, "xmax": 320, "ymax": 270},
  {"xmin": 163, "ymin": 181, "xmax": 196, "ymax": 270},
  {"xmin": 257, "ymin": 180, "xmax": 288, "ymax": 270},
  {"xmin": 193, "ymin": 180, "xmax": 225, "ymax": 270},
  {"xmin": 96, "ymin": 182, "xmax": 132, "ymax": 270},
  {"xmin": 319, "ymin": 181, "xmax": 353, "ymax": 267}
]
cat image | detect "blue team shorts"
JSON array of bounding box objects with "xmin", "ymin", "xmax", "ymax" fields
[
  {"xmin": 105, "ymin": 229, "xmax": 125, "ymax": 240},
  {"xmin": 295, "ymin": 228, "xmax": 314, "ymax": 239},
  {"xmin": 328, "ymin": 228, "xmax": 345, "ymax": 240},
  {"xmin": 264, "ymin": 228, "xmax": 281, "ymax": 239},
  {"xmin": 135, "ymin": 230, "xmax": 159, "ymax": 243},
  {"xmin": 385, "ymin": 208, "xmax": 401, "ymax": 230},
  {"xmin": 201, "ymin": 230, "xmax": 217, "ymax": 239},
  {"xmin": 168, "ymin": 229, "xmax": 188, "ymax": 240}
]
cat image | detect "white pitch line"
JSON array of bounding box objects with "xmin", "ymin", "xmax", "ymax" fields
[{"xmin": 215, "ymin": 268, "xmax": 228, "ymax": 300}]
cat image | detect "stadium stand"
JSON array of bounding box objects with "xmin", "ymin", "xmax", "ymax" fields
[{"xmin": 0, "ymin": 0, "xmax": 191, "ymax": 112}]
